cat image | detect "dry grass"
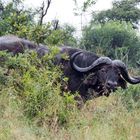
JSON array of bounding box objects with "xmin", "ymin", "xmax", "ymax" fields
[{"xmin": 1, "ymin": 92, "xmax": 140, "ymax": 140}]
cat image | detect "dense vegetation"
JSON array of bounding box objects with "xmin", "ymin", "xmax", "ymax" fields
[
  {"xmin": 81, "ymin": 21, "xmax": 140, "ymax": 66},
  {"xmin": 0, "ymin": 50, "xmax": 140, "ymax": 140},
  {"xmin": 0, "ymin": 0, "xmax": 140, "ymax": 139},
  {"xmin": 81, "ymin": 0, "xmax": 140, "ymax": 67}
]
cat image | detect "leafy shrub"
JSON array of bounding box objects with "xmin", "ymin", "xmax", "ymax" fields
[
  {"xmin": 0, "ymin": 49, "xmax": 78, "ymax": 128},
  {"xmin": 81, "ymin": 21, "xmax": 140, "ymax": 66}
]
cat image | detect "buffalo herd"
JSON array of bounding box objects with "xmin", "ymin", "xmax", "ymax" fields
[{"xmin": 0, "ymin": 35, "xmax": 140, "ymax": 100}]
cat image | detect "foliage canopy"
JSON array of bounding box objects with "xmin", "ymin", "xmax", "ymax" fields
[{"xmin": 92, "ymin": 0, "xmax": 140, "ymax": 28}]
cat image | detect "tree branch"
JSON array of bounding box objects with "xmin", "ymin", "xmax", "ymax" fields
[{"xmin": 39, "ymin": 0, "xmax": 52, "ymax": 25}]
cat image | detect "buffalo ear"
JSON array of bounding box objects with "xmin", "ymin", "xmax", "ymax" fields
[{"xmin": 118, "ymin": 77, "xmax": 127, "ymax": 89}]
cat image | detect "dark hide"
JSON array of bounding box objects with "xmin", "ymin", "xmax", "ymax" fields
[
  {"xmin": 0, "ymin": 35, "xmax": 38, "ymax": 54},
  {"xmin": 58, "ymin": 47, "xmax": 101, "ymax": 99},
  {"xmin": 0, "ymin": 35, "xmax": 50, "ymax": 58},
  {"xmin": 36, "ymin": 45, "xmax": 49, "ymax": 58}
]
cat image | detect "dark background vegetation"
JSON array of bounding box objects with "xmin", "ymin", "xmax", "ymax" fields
[{"xmin": 0, "ymin": 0, "xmax": 140, "ymax": 139}]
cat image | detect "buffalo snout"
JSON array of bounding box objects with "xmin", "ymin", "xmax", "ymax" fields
[{"xmin": 106, "ymin": 80, "xmax": 118, "ymax": 92}]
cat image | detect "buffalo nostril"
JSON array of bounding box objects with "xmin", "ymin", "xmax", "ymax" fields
[{"xmin": 107, "ymin": 81, "xmax": 117, "ymax": 89}]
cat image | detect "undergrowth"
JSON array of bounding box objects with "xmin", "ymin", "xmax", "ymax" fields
[{"xmin": 0, "ymin": 50, "xmax": 140, "ymax": 140}]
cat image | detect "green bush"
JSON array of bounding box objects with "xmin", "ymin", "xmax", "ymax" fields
[
  {"xmin": 0, "ymin": 49, "xmax": 78, "ymax": 127},
  {"xmin": 81, "ymin": 21, "xmax": 140, "ymax": 66}
]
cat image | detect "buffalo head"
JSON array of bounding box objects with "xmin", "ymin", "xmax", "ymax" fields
[{"xmin": 70, "ymin": 51, "xmax": 140, "ymax": 97}]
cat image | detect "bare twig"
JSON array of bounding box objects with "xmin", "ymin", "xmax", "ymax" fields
[
  {"xmin": 39, "ymin": 0, "xmax": 52, "ymax": 25},
  {"xmin": 52, "ymin": 19, "xmax": 59, "ymax": 30}
]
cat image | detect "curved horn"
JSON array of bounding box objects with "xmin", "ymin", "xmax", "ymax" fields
[
  {"xmin": 113, "ymin": 60, "xmax": 140, "ymax": 84},
  {"xmin": 70, "ymin": 51, "xmax": 112, "ymax": 73}
]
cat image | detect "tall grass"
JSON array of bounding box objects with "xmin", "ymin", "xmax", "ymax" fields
[{"xmin": 0, "ymin": 50, "xmax": 140, "ymax": 140}]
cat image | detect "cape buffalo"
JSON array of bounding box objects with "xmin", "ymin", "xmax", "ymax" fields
[
  {"xmin": 0, "ymin": 35, "xmax": 140, "ymax": 100},
  {"xmin": 58, "ymin": 47, "xmax": 140, "ymax": 99},
  {"xmin": 0, "ymin": 35, "xmax": 49, "ymax": 55}
]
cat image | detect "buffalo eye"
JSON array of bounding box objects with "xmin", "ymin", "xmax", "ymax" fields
[{"xmin": 100, "ymin": 68, "xmax": 106, "ymax": 73}]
